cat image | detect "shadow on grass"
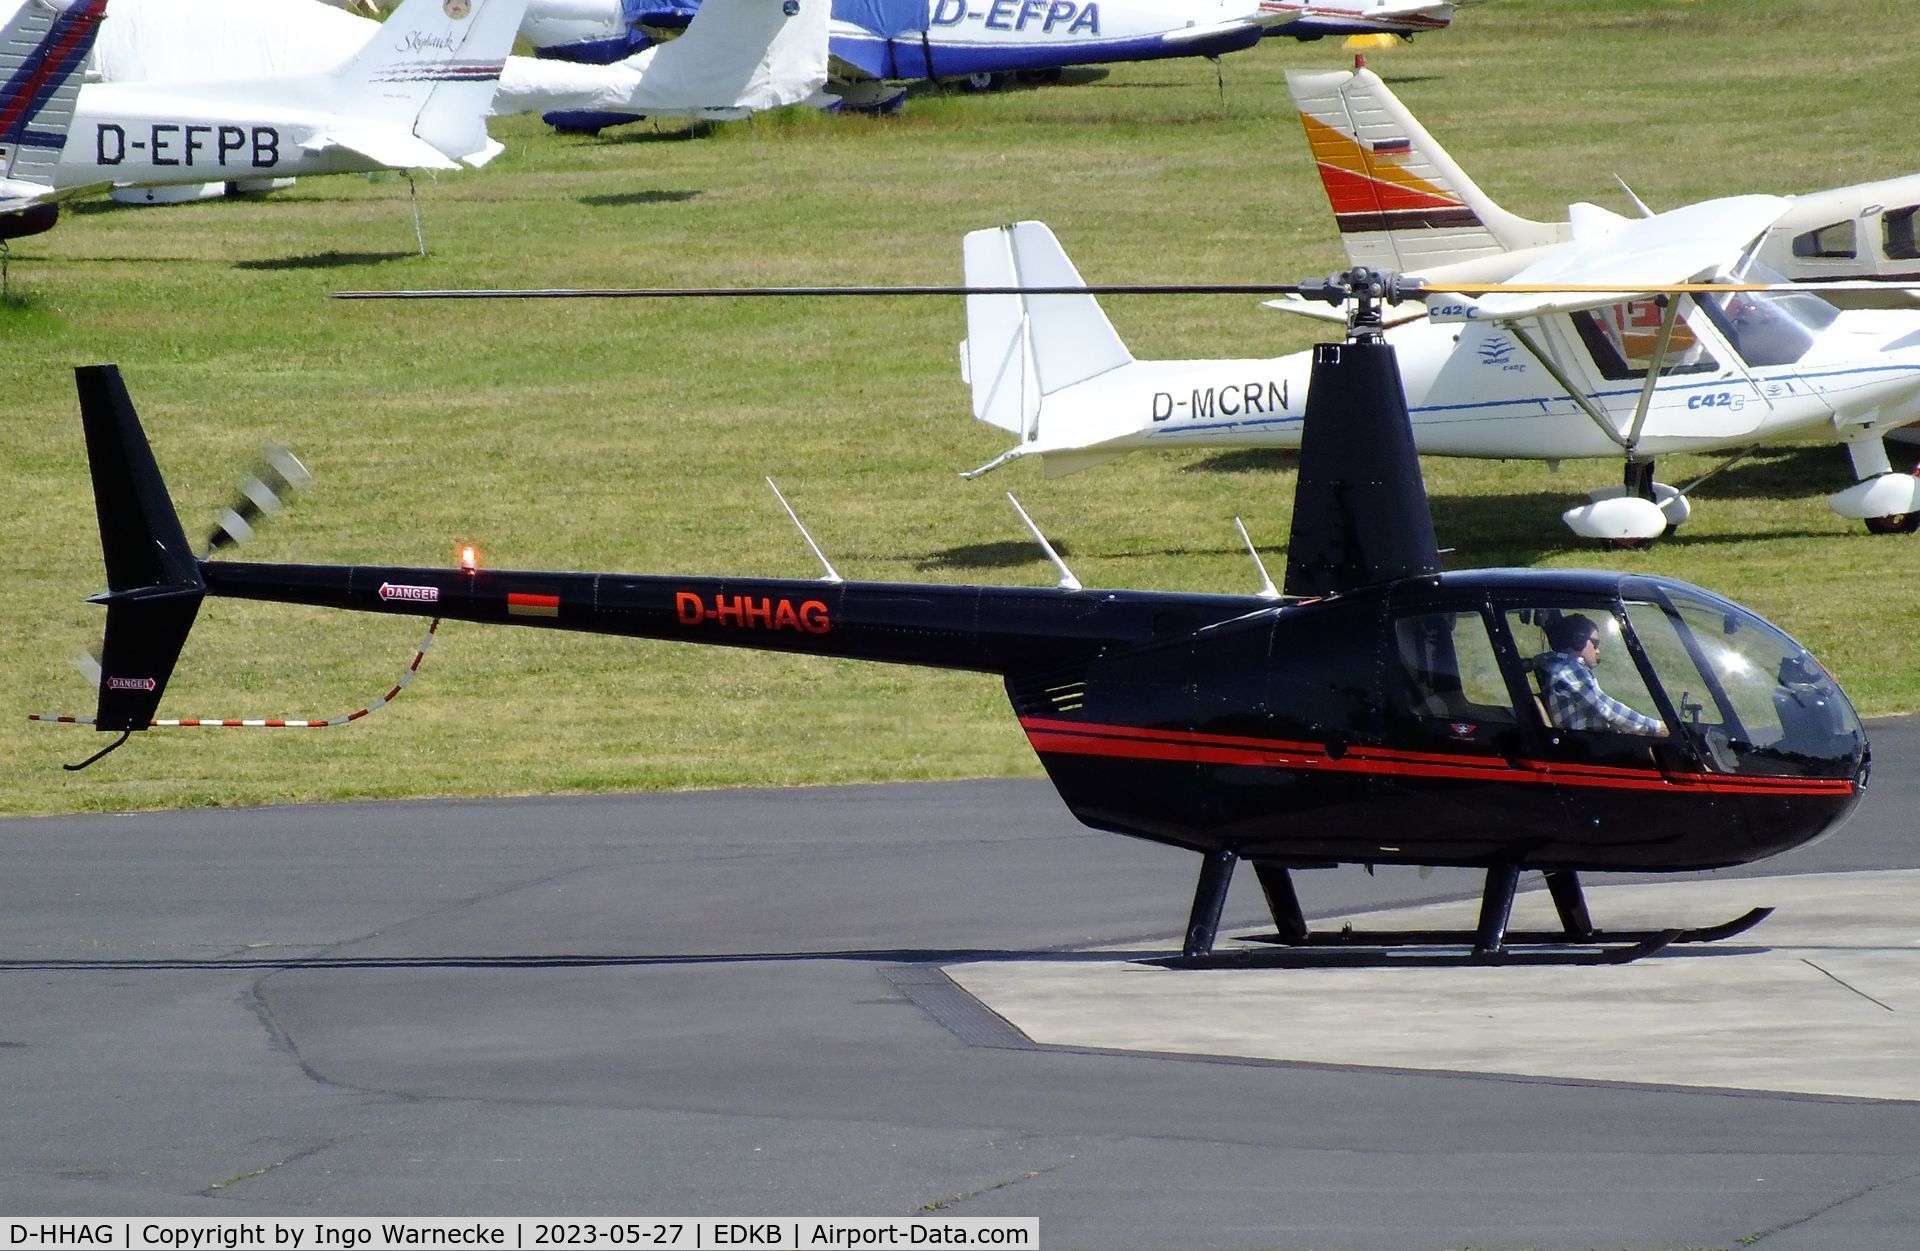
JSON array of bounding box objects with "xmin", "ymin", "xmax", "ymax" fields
[
  {"xmin": 234, "ymin": 250, "xmax": 421, "ymax": 271},
  {"xmin": 916, "ymin": 539, "xmax": 1071, "ymax": 572},
  {"xmin": 1685, "ymin": 443, "xmax": 1858, "ymax": 501},
  {"xmin": 580, "ymin": 189, "xmax": 701, "ymax": 207},
  {"xmin": 600, "ymin": 120, "xmax": 722, "ymax": 144},
  {"xmin": 1183, "ymin": 448, "xmax": 1299, "ymax": 475},
  {"xmin": 0, "ymin": 289, "xmax": 63, "ymax": 331},
  {"xmin": 1429, "ymin": 488, "xmax": 1844, "ymax": 564}
]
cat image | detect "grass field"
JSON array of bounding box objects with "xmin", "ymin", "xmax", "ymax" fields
[{"xmin": 4, "ymin": 0, "xmax": 1918, "ymax": 816}]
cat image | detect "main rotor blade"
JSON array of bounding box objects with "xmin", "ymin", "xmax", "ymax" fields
[
  {"xmin": 333, "ymin": 277, "xmax": 1920, "ymax": 303},
  {"xmin": 1425, "ymin": 280, "xmax": 1920, "ymax": 295},
  {"xmin": 333, "ymin": 283, "xmax": 1330, "ymax": 301}
]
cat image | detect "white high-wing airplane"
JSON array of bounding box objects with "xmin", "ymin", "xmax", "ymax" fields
[
  {"xmin": 957, "ymin": 213, "xmax": 1920, "ymax": 541},
  {"xmin": 1288, "ymin": 65, "xmax": 1920, "ymax": 303},
  {"xmin": 56, "ymin": 0, "xmax": 527, "ymax": 195},
  {"xmin": 0, "ymin": 0, "xmax": 106, "ymax": 238}
]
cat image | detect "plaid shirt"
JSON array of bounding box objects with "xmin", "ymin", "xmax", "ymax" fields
[{"xmin": 1536, "ymin": 652, "xmax": 1664, "ymax": 736}]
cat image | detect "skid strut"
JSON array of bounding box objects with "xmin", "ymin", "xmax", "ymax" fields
[
  {"xmin": 1183, "ymin": 849, "xmax": 1238, "ymax": 958},
  {"xmin": 1475, "ymin": 864, "xmax": 1521, "ymax": 955}
]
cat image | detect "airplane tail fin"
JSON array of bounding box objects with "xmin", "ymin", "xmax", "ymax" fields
[
  {"xmin": 0, "ymin": 0, "xmax": 107, "ymax": 214},
  {"xmin": 620, "ymin": 0, "xmax": 829, "ymax": 115},
  {"xmin": 74, "ymin": 365, "xmax": 206, "ymax": 733},
  {"xmin": 331, "ymin": 0, "xmax": 527, "ymax": 167},
  {"xmin": 960, "ymin": 221, "xmax": 1134, "ymax": 443},
  {"xmin": 493, "ymin": 0, "xmax": 828, "ymax": 119},
  {"xmin": 1285, "ymin": 66, "xmax": 1563, "ymax": 274}
]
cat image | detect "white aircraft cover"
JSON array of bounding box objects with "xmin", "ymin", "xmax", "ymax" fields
[
  {"xmin": 1462, "ymin": 194, "xmax": 1792, "ymax": 321},
  {"xmin": 90, "ymin": 0, "xmax": 369, "ymax": 82},
  {"xmin": 94, "ymin": 0, "xmax": 828, "ymax": 120},
  {"xmin": 490, "ymin": 0, "xmax": 830, "ymax": 118}
]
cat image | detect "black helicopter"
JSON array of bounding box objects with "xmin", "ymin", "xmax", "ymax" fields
[{"xmin": 56, "ymin": 271, "xmax": 1869, "ymax": 963}]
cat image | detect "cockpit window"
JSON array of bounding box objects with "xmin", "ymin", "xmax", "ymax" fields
[
  {"xmin": 1694, "ymin": 257, "xmax": 1840, "ymax": 367},
  {"xmin": 1624, "ymin": 593, "xmax": 1863, "ymax": 778},
  {"xmin": 1505, "ymin": 607, "xmax": 1665, "ymax": 739}
]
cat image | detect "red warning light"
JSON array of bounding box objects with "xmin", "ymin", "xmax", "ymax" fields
[{"xmin": 459, "ymin": 545, "xmax": 478, "ymax": 573}]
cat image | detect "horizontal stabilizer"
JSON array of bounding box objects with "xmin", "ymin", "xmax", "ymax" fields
[
  {"xmin": 1165, "ymin": 8, "xmax": 1298, "ymax": 43},
  {"xmin": 302, "ymin": 125, "xmax": 461, "ymax": 171}
]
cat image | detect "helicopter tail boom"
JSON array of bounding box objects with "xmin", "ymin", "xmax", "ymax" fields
[{"xmin": 74, "ymin": 365, "xmax": 207, "ymax": 732}]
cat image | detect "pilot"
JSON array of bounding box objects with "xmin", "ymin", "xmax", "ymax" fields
[{"xmin": 1536, "ymin": 614, "xmax": 1666, "ymax": 736}]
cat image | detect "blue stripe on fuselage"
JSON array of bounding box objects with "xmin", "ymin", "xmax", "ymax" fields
[
  {"xmin": 833, "ymin": 25, "xmax": 1262, "ymax": 78},
  {"xmin": 1144, "ymin": 363, "xmax": 1920, "ymax": 441},
  {"xmin": 0, "ymin": 3, "xmax": 100, "ymax": 145}
]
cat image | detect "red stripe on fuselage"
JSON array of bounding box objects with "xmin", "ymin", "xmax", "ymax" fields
[{"xmin": 1017, "ymin": 717, "xmax": 1858, "ymax": 798}]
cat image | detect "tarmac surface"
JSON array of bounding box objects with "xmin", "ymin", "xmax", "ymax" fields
[{"xmin": 2, "ymin": 718, "xmax": 1918, "ymax": 1250}]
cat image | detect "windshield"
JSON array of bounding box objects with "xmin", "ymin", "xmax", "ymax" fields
[
  {"xmin": 1622, "ymin": 590, "xmax": 1863, "ymax": 778},
  {"xmin": 1695, "ymin": 256, "xmax": 1841, "ymax": 368}
]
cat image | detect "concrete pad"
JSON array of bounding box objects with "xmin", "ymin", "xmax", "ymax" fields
[{"xmin": 948, "ymin": 870, "xmax": 1920, "ymax": 1101}]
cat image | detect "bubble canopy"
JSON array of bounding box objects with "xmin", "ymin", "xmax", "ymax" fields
[{"xmin": 1618, "ymin": 582, "xmax": 1864, "ymax": 779}]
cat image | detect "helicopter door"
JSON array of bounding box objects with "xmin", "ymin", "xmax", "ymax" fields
[
  {"xmin": 1498, "ymin": 604, "xmax": 1722, "ymax": 864},
  {"xmin": 1377, "ymin": 609, "xmax": 1566, "ymax": 859}
]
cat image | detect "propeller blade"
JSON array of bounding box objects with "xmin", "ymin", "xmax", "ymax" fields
[{"xmin": 201, "ymin": 444, "xmax": 311, "ymax": 557}]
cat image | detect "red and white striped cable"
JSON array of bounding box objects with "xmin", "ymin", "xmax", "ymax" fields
[{"xmin": 29, "ymin": 619, "xmax": 440, "ymax": 729}]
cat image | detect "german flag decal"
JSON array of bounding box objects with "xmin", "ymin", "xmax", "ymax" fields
[{"xmin": 507, "ymin": 591, "xmax": 560, "ymax": 618}]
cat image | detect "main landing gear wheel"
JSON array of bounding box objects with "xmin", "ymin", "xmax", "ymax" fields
[
  {"xmin": 961, "ymin": 71, "xmax": 999, "ymax": 92},
  {"xmin": 1865, "ymin": 511, "xmax": 1920, "ymax": 535}
]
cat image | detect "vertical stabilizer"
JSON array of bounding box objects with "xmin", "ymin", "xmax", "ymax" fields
[
  {"xmin": 0, "ymin": 0, "xmax": 107, "ymax": 203},
  {"xmin": 1282, "ymin": 338, "xmax": 1438, "ymax": 598},
  {"xmin": 1286, "ymin": 66, "xmax": 1564, "ymax": 273},
  {"xmin": 75, "ymin": 365, "xmax": 205, "ymax": 732},
  {"xmin": 335, "ymin": 0, "xmax": 527, "ymax": 165},
  {"xmin": 615, "ymin": 0, "xmax": 828, "ymax": 114},
  {"xmin": 961, "ymin": 221, "xmax": 1132, "ymax": 436}
]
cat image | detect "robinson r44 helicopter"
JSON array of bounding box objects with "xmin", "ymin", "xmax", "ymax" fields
[{"xmin": 47, "ymin": 269, "xmax": 1869, "ymax": 963}]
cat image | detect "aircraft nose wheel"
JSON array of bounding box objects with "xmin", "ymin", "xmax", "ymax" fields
[{"xmin": 1864, "ymin": 512, "xmax": 1920, "ymax": 535}]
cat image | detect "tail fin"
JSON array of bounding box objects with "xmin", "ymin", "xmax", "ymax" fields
[
  {"xmin": 620, "ymin": 0, "xmax": 829, "ymax": 115},
  {"xmin": 493, "ymin": 0, "xmax": 828, "ymax": 119},
  {"xmin": 1282, "ymin": 338, "xmax": 1438, "ymax": 598},
  {"xmin": 332, "ymin": 0, "xmax": 528, "ymax": 167},
  {"xmin": 960, "ymin": 221, "xmax": 1133, "ymax": 439},
  {"xmin": 75, "ymin": 365, "xmax": 205, "ymax": 733},
  {"xmin": 0, "ymin": 0, "xmax": 107, "ymax": 212},
  {"xmin": 1285, "ymin": 66, "xmax": 1564, "ymax": 274}
]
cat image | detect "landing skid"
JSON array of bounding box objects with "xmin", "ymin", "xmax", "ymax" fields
[
  {"xmin": 1245, "ymin": 904, "xmax": 1773, "ymax": 951},
  {"xmin": 1174, "ymin": 851, "xmax": 1772, "ymax": 965},
  {"xmin": 1155, "ymin": 929, "xmax": 1679, "ymax": 970}
]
